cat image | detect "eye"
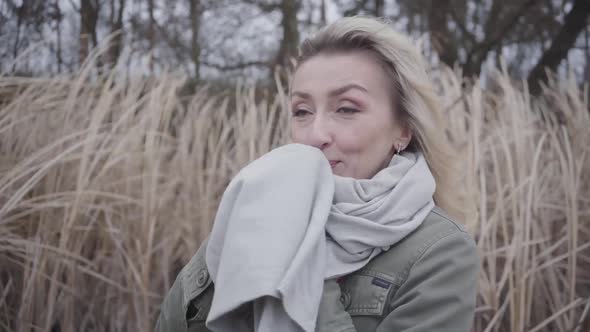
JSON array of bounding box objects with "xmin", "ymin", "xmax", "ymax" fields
[
  {"xmin": 337, "ymin": 107, "xmax": 360, "ymax": 114},
  {"xmin": 292, "ymin": 109, "xmax": 311, "ymax": 117}
]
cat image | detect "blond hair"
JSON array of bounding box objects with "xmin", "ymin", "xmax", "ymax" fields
[{"xmin": 295, "ymin": 16, "xmax": 463, "ymax": 221}]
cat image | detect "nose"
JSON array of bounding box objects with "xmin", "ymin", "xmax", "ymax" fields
[{"xmin": 307, "ymin": 113, "xmax": 332, "ymax": 150}]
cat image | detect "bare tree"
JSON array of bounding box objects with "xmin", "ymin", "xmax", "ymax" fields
[
  {"xmin": 339, "ymin": 0, "xmax": 370, "ymax": 17},
  {"xmin": 207, "ymin": 0, "xmax": 301, "ymax": 80},
  {"xmin": 320, "ymin": 0, "xmax": 327, "ymax": 25},
  {"xmin": 423, "ymin": 0, "xmax": 540, "ymax": 77},
  {"xmin": 428, "ymin": 0, "xmax": 459, "ymax": 71},
  {"xmin": 0, "ymin": 0, "xmax": 588, "ymax": 88},
  {"xmin": 189, "ymin": 0, "xmax": 202, "ymax": 80},
  {"xmin": 388, "ymin": 0, "xmax": 590, "ymax": 85},
  {"xmin": 79, "ymin": 0, "xmax": 100, "ymax": 64},
  {"xmin": 108, "ymin": 0, "xmax": 126, "ymax": 66},
  {"xmin": 12, "ymin": 2, "xmax": 25, "ymax": 61},
  {"xmin": 4, "ymin": 0, "xmax": 47, "ymax": 70},
  {"xmin": 374, "ymin": 0, "xmax": 384, "ymax": 17},
  {"xmin": 275, "ymin": 0, "xmax": 301, "ymax": 69},
  {"xmin": 52, "ymin": 0, "xmax": 64, "ymax": 72},
  {"xmin": 147, "ymin": 0, "xmax": 156, "ymax": 72},
  {"xmin": 528, "ymin": 0, "xmax": 590, "ymax": 94}
]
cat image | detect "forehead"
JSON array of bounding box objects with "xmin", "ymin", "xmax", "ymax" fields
[{"xmin": 291, "ymin": 51, "xmax": 392, "ymax": 95}]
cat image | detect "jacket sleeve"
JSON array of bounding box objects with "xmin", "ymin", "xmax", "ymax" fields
[
  {"xmin": 155, "ymin": 272, "xmax": 189, "ymax": 332},
  {"xmin": 155, "ymin": 237, "xmax": 212, "ymax": 332},
  {"xmin": 378, "ymin": 231, "xmax": 479, "ymax": 332}
]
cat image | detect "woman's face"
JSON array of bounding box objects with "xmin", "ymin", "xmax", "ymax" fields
[{"xmin": 289, "ymin": 51, "xmax": 411, "ymax": 179}]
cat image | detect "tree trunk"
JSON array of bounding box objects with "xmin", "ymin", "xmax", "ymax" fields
[
  {"xmin": 109, "ymin": 0, "xmax": 126, "ymax": 66},
  {"xmin": 428, "ymin": 0, "xmax": 459, "ymax": 70},
  {"xmin": 54, "ymin": 0, "xmax": 63, "ymax": 72},
  {"xmin": 12, "ymin": 2, "xmax": 26, "ymax": 70},
  {"xmin": 464, "ymin": 0, "xmax": 536, "ymax": 77},
  {"xmin": 189, "ymin": 0, "xmax": 201, "ymax": 80},
  {"xmin": 320, "ymin": 0, "xmax": 326, "ymax": 25},
  {"xmin": 148, "ymin": 0, "xmax": 155, "ymax": 72},
  {"xmin": 527, "ymin": 0, "xmax": 590, "ymax": 94},
  {"xmin": 585, "ymin": 25, "xmax": 589, "ymax": 84},
  {"xmin": 80, "ymin": 5, "xmax": 88, "ymax": 63},
  {"xmin": 275, "ymin": 0, "xmax": 300, "ymax": 69},
  {"xmin": 80, "ymin": 0, "xmax": 99, "ymax": 64},
  {"xmin": 343, "ymin": 0, "xmax": 369, "ymax": 17},
  {"xmin": 374, "ymin": 0, "xmax": 385, "ymax": 17}
]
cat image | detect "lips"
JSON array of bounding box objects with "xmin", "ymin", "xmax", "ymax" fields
[{"xmin": 329, "ymin": 160, "xmax": 340, "ymax": 168}]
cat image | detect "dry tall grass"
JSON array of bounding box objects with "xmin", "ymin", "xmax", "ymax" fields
[{"xmin": 0, "ymin": 61, "xmax": 588, "ymax": 331}]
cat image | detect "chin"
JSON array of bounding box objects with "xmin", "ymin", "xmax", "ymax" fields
[
  {"xmin": 332, "ymin": 163, "xmax": 354, "ymax": 178},
  {"xmin": 333, "ymin": 170, "xmax": 351, "ymax": 178}
]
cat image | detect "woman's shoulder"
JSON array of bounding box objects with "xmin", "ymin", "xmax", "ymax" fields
[
  {"xmin": 411, "ymin": 206, "xmax": 474, "ymax": 249},
  {"xmin": 337, "ymin": 207, "xmax": 479, "ymax": 328},
  {"xmin": 360, "ymin": 206, "xmax": 477, "ymax": 280}
]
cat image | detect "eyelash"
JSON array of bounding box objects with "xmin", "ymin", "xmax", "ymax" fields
[
  {"xmin": 292, "ymin": 109, "xmax": 310, "ymax": 117},
  {"xmin": 337, "ymin": 107, "xmax": 360, "ymax": 114},
  {"xmin": 291, "ymin": 107, "xmax": 360, "ymax": 117}
]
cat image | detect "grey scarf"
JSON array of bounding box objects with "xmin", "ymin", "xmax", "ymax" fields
[{"xmin": 205, "ymin": 143, "xmax": 435, "ymax": 332}]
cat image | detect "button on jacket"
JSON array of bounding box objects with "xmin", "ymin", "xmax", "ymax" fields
[{"xmin": 155, "ymin": 207, "xmax": 479, "ymax": 332}]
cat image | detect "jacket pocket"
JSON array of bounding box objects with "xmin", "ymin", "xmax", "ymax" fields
[{"xmin": 339, "ymin": 270, "xmax": 396, "ymax": 316}]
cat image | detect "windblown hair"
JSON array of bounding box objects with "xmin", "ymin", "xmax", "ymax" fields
[{"xmin": 295, "ymin": 16, "xmax": 464, "ymax": 221}]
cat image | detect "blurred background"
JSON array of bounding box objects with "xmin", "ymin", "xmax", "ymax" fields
[
  {"xmin": 0, "ymin": 1, "xmax": 589, "ymax": 332},
  {"xmin": 1, "ymin": 0, "xmax": 590, "ymax": 89}
]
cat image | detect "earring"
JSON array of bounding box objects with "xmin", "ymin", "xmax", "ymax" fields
[{"xmin": 396, "ymin": 142, "xmax": 403, "ymax": 154}]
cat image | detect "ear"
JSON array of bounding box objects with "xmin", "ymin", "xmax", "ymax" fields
[{"xmin": 398, "ymin": 126, "xmax": 413, "ymax": 150}]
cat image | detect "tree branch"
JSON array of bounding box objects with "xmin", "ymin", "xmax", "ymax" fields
[
  {"xmin": 428, "ymin": 0, "xmax": 460, "ymax": 68},
  {"xmin": 241, "ymin": 0, "xmax": 281, "ymax": 12},
  {"xmin": 201, "ymin": 59, "xmax": 270, "ymax": 71},
  {"xmin": 528, "ymin": 0, "xmax": 590, "ymax": 94},
  {"xmin": 343, "ymin": 0, "xmax": 370, "ymax": 17},
  {"xmin": 464, "ymin": 0, "xmax": 536, "ymax": 76},
  {"xmin": 448, "ymin": 5, "xmax": 477, "ymax": 46}
]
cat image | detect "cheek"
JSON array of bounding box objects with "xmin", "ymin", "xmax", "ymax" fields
[
  {"xmin": 336, "ymin": 120, "xmax": 386, "ymax": 153},
  {"xmin": 340, "ymin": 122, "xmax": 396, "ymax": 165},
  {"xmin": 334, "ymin": 129, "xmax": 367, "ymax": 153},
  {"xmin": 289, "ymin": 123, "xmax": 304, "ymax": 143}
]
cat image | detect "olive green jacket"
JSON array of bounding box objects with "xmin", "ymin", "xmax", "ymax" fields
[{"xmin": 155, "ymin": 207, "xmax": 479, "ymax": 332}]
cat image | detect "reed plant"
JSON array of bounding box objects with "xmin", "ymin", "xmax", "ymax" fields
[{"xmin": 0, "ymin": 60, "xmax": 588, "ymax": 331}]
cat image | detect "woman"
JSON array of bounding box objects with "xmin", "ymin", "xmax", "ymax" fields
[{"xmin": 156, "ymin": 16, "xmax": 478, "ymax": 332}]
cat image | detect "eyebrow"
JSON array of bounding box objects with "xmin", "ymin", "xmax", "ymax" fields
[{"xmin": 291, "ymin": 83, "xmax": 369, "ymax": 99}]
